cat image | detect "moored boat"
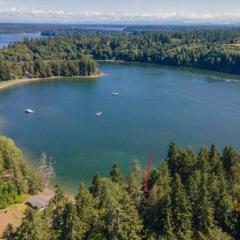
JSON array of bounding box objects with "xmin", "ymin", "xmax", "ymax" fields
[
  {"xmin": 25, "ymin": 108, "xmax": 34, "ymax": 114},
  {"xmin": 96, "ymin": 112, "xmax": 103, "ymax": 116}
]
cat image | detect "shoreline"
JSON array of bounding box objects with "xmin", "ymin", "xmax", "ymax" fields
[
  {"xmin": 0, "ymin": 185, "xmax": 76, "ymax": 238},
  {"xmin": 97, "ymin": 59, "xmax": 240, "ymax": 80},
  {"xmin": 0, "ymin": 72, "xmax": 104, "ymax": 91}
]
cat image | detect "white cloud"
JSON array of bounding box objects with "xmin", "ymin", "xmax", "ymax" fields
[{"xmin": 1, "ymin": 8, "xmax": 240, "ymax": 24}]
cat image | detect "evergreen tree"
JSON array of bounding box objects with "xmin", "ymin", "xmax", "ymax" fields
[
  {"xmin": 197, "ymin": 147, "xmax": 210, "ymax": 174},
  {"xmin": 61, "ymin": 202, "xmax": 79, "ymax": 240},
  {"xmin": 110, "ymin": 162, "xmax": 123, "ymax": 184},
  {"xmin": 89, "ymin": 171, "xmax": 101, "ymax": 197},
  {"xmin": 127, "ymin": 160, "xmax": 143, "ymax": 208},
  {"xmin": 195, "ymin": 170, "xmax": 214, "ymax": 237},
  {"xmin": 0, "ymin": 136, "xmax": 40, "ymax": 208},
  {"xmin": 49, "ymin": 185, "xmax": 67, "ymax": 236},
  {"xmin": 97, "ymin": 179, "xmax": 143, "ymax": 240},
  {"xmin": 164, "ymin": 198, "xmax": 175, "ymax": 240},
  {"xmin": 171, "ymin": 174, "xmax": 192, "ymax": 240},
  {"xmin": 222, "ymin": 146, "xmax": 240, "ymax": 200},
  {"xmin": 167, "ymin": 142, "xmax": 178, "ymax": 175},
  {"xmin": 143, "ymin": 162, "xmax": 172, "ymax": 236},
  {"xmin": 74, "ymin": 183, "xmax": 98, "ymax": 239},
  {"xmin": 209, "ymin": 144, "xmax": 221, "ymax": 170},
  {"xmin": 15, "ymin": 207, "xmax": 50, "ymax": 240},
  {"xmin": 6, "ymin": 140, "xmax": 240, "ymax": 240}
]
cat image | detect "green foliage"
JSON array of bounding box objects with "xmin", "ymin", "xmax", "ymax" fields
[
  {"xmin": 171, "ymin": 174, "xmax": 192, "ymax": 239},
  {"xmin": 11, "ymin": 142, "xmax": 240, "ymax": 240},
  {"xmin": 14, "ymin": 195, "xmax": 27, "ymax": 204},
  {"xmin": 0, "ymin": 39, "xmax": 99, "ymax": 81},
  {"xmin": 39, "ymin": 28, "xmax": 240, "ymax": 75},
  {"xmin": 0, "ymin": 182, "xmax": 18, "ymax": 208},
  {"xmin": 14, "ymin": 207, "xmax": 51, "ymax": 240},
  {"xmin": 61, "ymin": 202, "xmax": 80, "ymax": 240},
  {"xmin": 48, "ymin": 184, "xmax": 68, "ymax": 237},
  {"xmin": 0, "ymin": 136, "xmax": 40, "ymax": 209},
  {"xmin": 74, "ymin": 183, "xmax": 98, "ymax": 239},
  {"xmin": 110, "ymin": 162, "xmax": 123, "ymax": 184},
  {"xmin": 127, "ymin": 160, "xmax": 143, "ymax": 208},
  {"xmin": 89, "ymin": 171, "xmax": 101, "ymax": 197},
  {"xmin": 2, "ymin": 28, "xmax": 240, "ymax": 81},
  {"xmin": 96, "ymin": 178, "xmax": 143, "ymax": 240}
]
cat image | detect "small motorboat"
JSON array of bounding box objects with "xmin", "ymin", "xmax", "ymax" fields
[
  {"xmin": 112, "ymin": 92, "xmax": 119, "ymax": 96},
  {"xmin": 25, "ymin": 109, "xmax": 34, "ymax": 114},
  {"xmin": 96, "ymin": 112, "xmax": 103, "ymax": 117}
]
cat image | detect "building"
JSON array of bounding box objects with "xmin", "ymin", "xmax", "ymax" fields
[{"xmin": 26, "ymin": 196, "xmax": 49, "ymax": 211}]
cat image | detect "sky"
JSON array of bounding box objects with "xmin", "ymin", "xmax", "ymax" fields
[{"xmin": 1, "ymin": 0, "xmax": 240, "ymax": 24}]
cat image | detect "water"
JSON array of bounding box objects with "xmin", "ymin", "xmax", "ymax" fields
[
  {"xmin": 0, "ymin": 33, "xmax": 47, "ymax": 48},
  {"xmin": 1, "ymin": 62, "xmax": 240, "ymax": 191}
]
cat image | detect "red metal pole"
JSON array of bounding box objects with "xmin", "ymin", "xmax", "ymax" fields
[{"xmin": 143, "ymin": 153, "xmax": 153, "ymax": 192}]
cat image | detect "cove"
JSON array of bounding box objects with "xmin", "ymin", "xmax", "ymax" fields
[
  {"xmin": 1, "ymin": 62, "xmax": 240, "ymax": 192},
  {"xmin": 0, "ymin": 33, "xmax": 47, "ymax": 48}
]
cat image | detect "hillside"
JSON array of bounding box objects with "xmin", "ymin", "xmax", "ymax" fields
[
  {"xmin": 0, "ymin": 136, "xmax": 41, "ymax": 209},
  {"xmin": 3, "ymin": 141, "xmax": 240, "ymax": 240}
]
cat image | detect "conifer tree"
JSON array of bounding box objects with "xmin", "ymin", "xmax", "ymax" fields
[
  {"xmin": 195, "ymin": 170, "xmax": 214, "ymax": 237},
  {"xmin": 49, "ymin": 185, "xmax": 67, "ymax": 234},
  {"xmin": 74, "ymin": 183, "xmax": 98, "ymax": 239},
  {"xmin": 97, "ymin": 179, "xmax": 143, "ymax": 240},
  {"xmin": 222, "ymin": 146, "xmax": 240, "ymax": 200},
  {"xmin": 164, "ymin": 199, "xmax": 175, "ymax": 240},
  {"xmin": 15, "ymin": 207, "xmax": 50, "ymax": 240},
  {"xmin": 127, "ymin": 160, "xmax": 143, "ymax": 208},
  {"xmin": 209, "ymin": 144, "xmax": 221, "ymax": 170},
  {"xmin": 144, "ymin": 162, "xmax": 172, "ymax": 236},
  {"xmin": 171, "ymin": 174, "xmax": 192, "ymax": 240},
  {"xmin": 110, "ymin": 162, "xmax": 123, "ymax": 184},
  {"xmin": 89, "ymin": 171, "xmax": 101, "ymax": 197},
  {"xmin": 167, "ymin": 142, "xmax": 178, "ymax": 175},
  {"xmin": 61, "ymin": 202, "xmax": 79, "ymax": 240},
  {"xmin": 197, "ymin": 147, "xmax": 210, "ymax": 174}
]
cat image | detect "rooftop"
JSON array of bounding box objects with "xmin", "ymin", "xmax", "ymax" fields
[{"xmin": 27, "ymin": 195, "xmax": 50, "ymax": 210}]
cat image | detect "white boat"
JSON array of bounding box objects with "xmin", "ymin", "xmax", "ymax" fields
[
  {"xmin": 96, "ymin": 112, "xmax": 103, "ymax": 116},
  {"xmin": 112, "ymin": 92, "xmax": 119, "ymax": 96},
  {"xmin": 25, "ymin": 109, "xmax": 34, "ymax": 114}
]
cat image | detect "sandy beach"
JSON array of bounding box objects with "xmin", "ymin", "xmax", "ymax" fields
[{"xmin": 0, "ymin": 73, "xmax": 103, "ymax": 91}]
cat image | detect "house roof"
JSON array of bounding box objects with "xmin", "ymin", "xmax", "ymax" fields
[{"xmin": 27, "ymin": 196, "xmax": 49, "ymax": 209}]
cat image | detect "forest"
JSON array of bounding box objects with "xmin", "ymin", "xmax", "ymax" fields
[
  {"xmin": 3, "ymin": 141, "xmax": 240, "ymax": 240},
  {"xmin": 0, "ymin": 37, "xmax": 100, "ymax": 81},
  {"xmin": 1, "ymin": 27, "xmax": 240, "ymax": 81},
  {"xmin": 0, "ymin": 136, "xmax": 41, "ymax": 209},
  {"xmin": 52, "ymin": 28, "xmax": 240, "ymax": 75}
]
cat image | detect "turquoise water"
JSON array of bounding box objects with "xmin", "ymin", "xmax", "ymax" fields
[{"xmin": 1, "ymin": 62, "xmax": 240, "ymax": 191}]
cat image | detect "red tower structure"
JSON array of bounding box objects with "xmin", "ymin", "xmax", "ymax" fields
[{"xmin": 143, "ymin": 153, "xmax": 153, "ymax": 192}]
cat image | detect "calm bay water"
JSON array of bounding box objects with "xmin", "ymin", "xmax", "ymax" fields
[
  {"xmin": 0, "ymin": 33, "xmax": 47, "ymax": 48},
  {"xmin": 1, "ymin": 62, "xmax": 240, "ymax": 191}
]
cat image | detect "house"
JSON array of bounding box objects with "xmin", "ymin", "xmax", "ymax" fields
[{"xmin": 26, "ymin": 196, "xmax": 49, "ymax": 211}]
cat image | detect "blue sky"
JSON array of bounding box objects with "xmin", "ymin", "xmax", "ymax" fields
[{"xmin": 1, "ymin": 0, "xmax": 240, "ymax": 23}]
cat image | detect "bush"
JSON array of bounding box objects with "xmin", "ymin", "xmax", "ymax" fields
[
  {"xmin": 14, "ymin": 195, "xmax": 27, "ymax": 204},
  {"xmin": 0, "ymin": 197, "xmax": 8, "ymax": 209}
]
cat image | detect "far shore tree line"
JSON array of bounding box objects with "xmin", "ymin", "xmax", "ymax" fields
[
  {"xmin": 1, "ymin": 137, "xmax": 240, "ymax": 240},
  {"xmin": 1, "ymin": 28, "xmax": 240, "ymax": 81}
]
